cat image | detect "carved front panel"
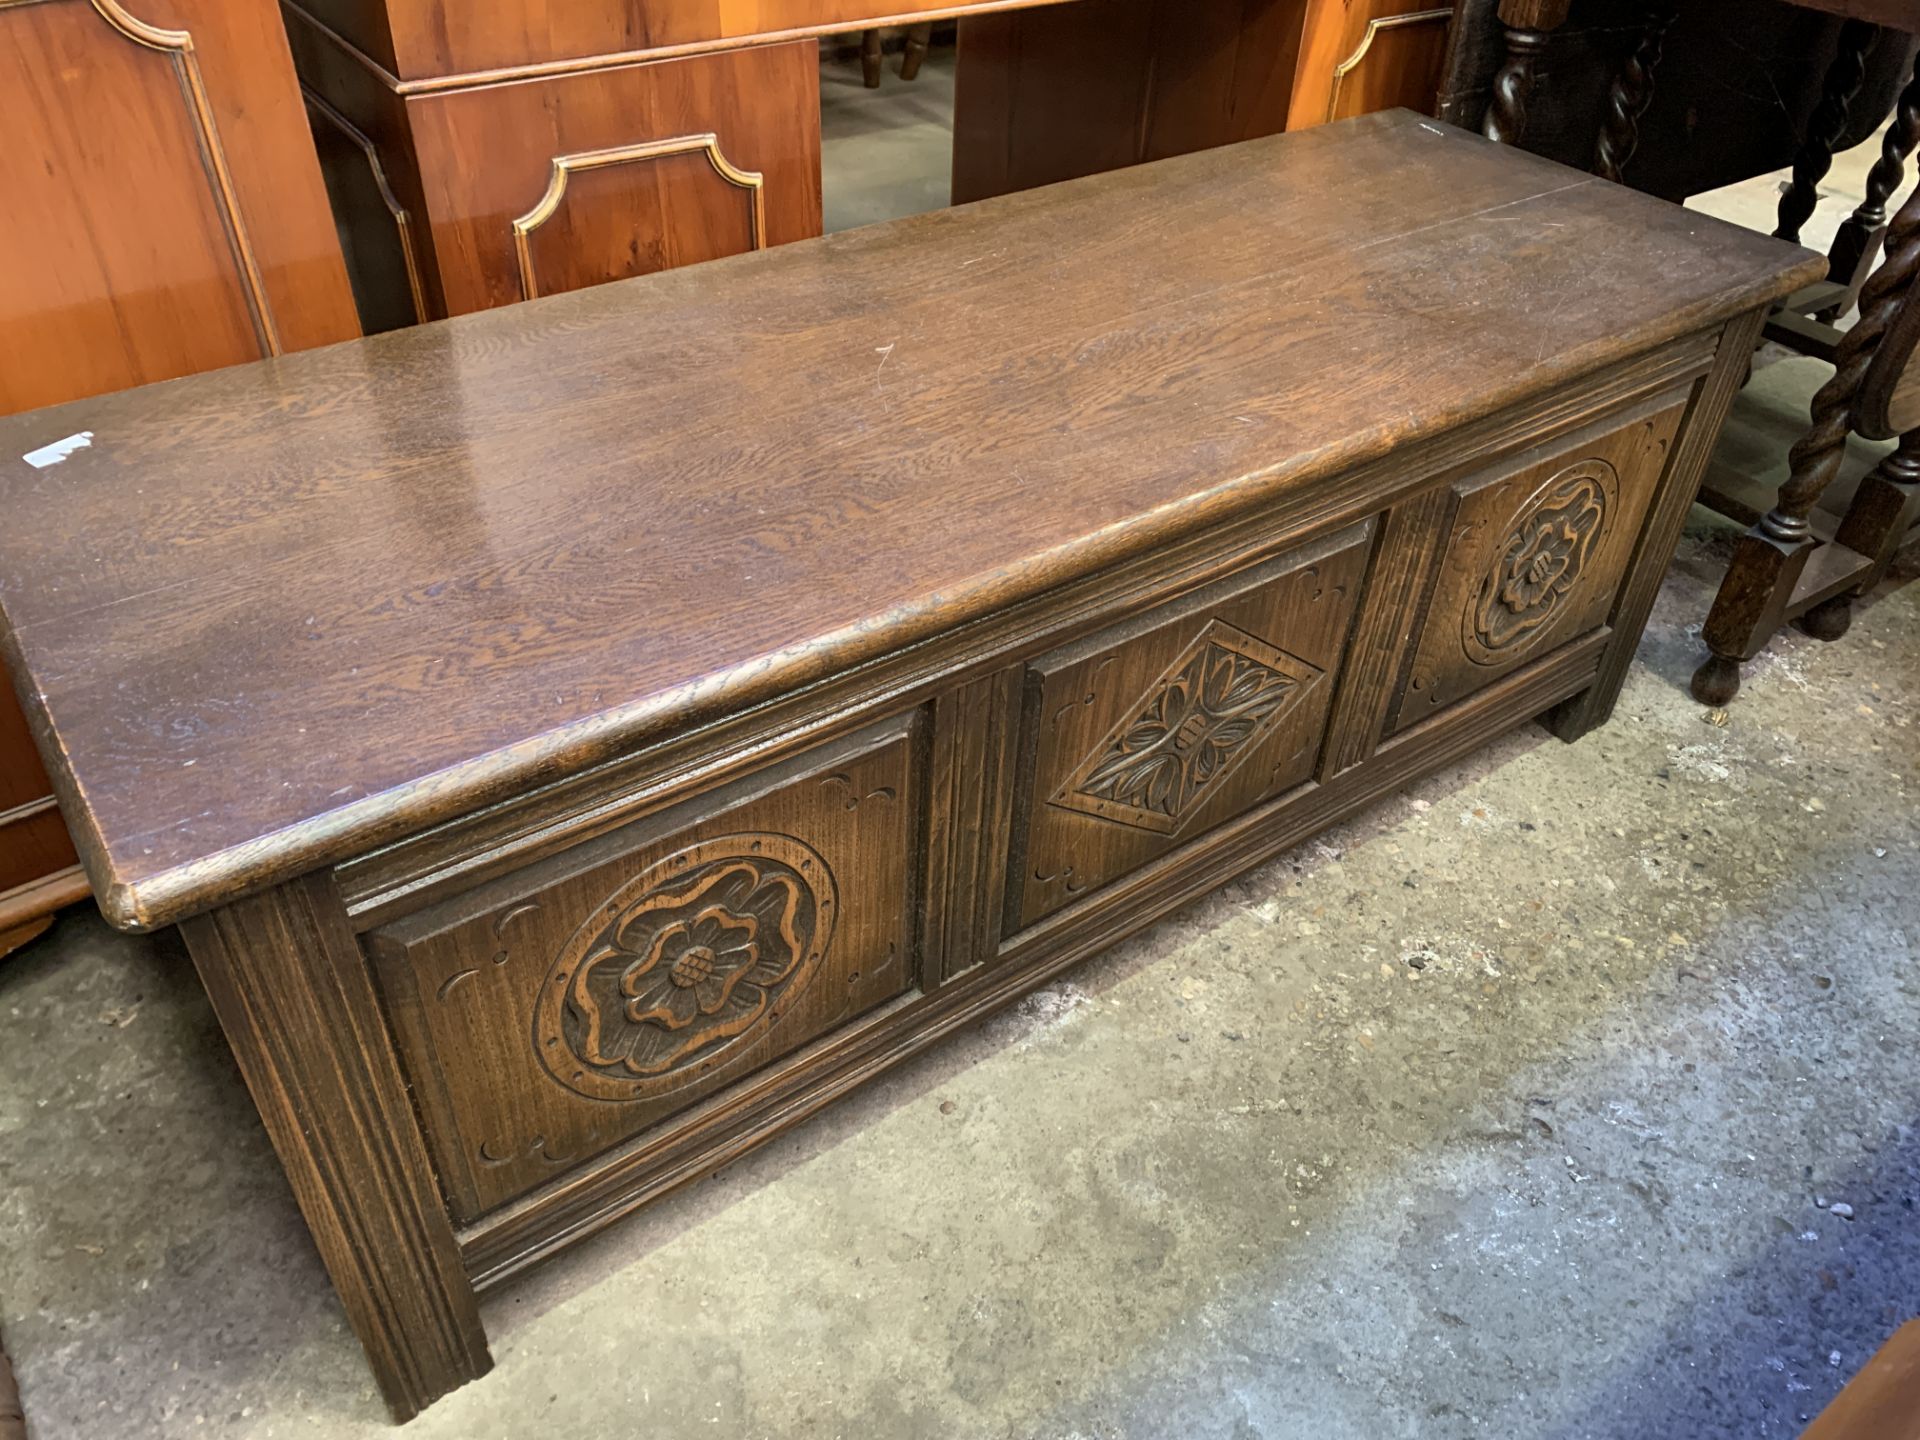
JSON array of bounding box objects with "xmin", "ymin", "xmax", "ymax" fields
[
  {"xmin": 1391, "ymin": 397, "xmax": 1687, "ymax": 732},
  {"xmin": 366, "ymin": 716, "xmax": 919, "ymax": 1220},
  {"xmin": 1010, "ymin": 523, "xmax": 1372, "ymax": 931}
]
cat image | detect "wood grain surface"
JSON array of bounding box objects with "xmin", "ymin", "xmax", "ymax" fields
[
  {"xmin": 950, "ymin": 0, "xmax": 1305, "ymax": 205},
  {"xmin": 0, "ymin": 112, "xmax": 1822, "ymax": 931}
]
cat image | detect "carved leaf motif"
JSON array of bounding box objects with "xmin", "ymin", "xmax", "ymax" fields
[
  {"xmin": 1464, "ymin": 460, "xmax": 1617, "ymax": 666},
  {"xmin": 535, "ymin": 834, "xmax": 836, "ymax": 1102},
  {"xmin": 1051, "ymin": 620, "xmax": 1322, "ymax": 835}
]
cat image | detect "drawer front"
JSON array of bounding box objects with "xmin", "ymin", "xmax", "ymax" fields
[
  {"xmin": 1008, "ymin": 521, "xmax": 1373, "ymax": 931},
  {"xmin": 1391, "ymin": 395, "xmax": 1687, "ymax": 733},
  {"xmin": 367, "ymin": 714, "xmax": 920, "ymax": 1220}
]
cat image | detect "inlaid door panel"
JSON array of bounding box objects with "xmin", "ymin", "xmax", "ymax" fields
[
  {"xmin": 1286, "ymin": 0, "xmax": 1454, "ymax": 130},
  {"xmin": 402, "ymin": 41, "xmax": 822, "ymax": 315},
  {"xmin": 1008, "ymin": 521, "xmax": 1373, "ymax": 932},
  {"xmin": 1390, "ymin": 395, "xmax": 1687, "ymax": 733},
  {"xmin": 366, "ymin": 712, "xmax": 920, "ymax": 1220}
]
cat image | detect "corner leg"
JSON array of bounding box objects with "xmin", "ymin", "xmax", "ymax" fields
[
  {"xmin": 1775, "ymin": 19, "xmax": 1877, "ymax": 243},
  {"xmin": 181, "ymin": 874, "xmax": 491, "ymax": 1422},
  {"xmin": 1482, "ymin": 0, "xmax": 1572, "ymax": 147},
  {"xmin": 1541, "ymin": 307, "xmax": 1768, "ymax": 740},
  {"xmin": 900, "ymin": 22, "xmax": 932, "ymax": 80},
  {"xmin": 860, "ymin": 28, "xmax": 883, "ymax": 88}
]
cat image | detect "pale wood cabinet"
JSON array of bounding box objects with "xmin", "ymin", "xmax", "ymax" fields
[{"xmin": 0, "ymin": 0, "xmax": 359, "ymax": 956}]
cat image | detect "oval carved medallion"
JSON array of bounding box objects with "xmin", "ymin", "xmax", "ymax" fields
[
  {"xmin": 1462, "ymin": 459, "xmax": 1617, "ymax": 666},
  {"xmin": 534, "ymin": 834, "xmax": 836, "ymax": 1102}
]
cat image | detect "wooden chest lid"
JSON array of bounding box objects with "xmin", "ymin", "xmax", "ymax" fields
[{"xmin": 0, "ymin": 111, "xmax": 1821, "ymax": 928}]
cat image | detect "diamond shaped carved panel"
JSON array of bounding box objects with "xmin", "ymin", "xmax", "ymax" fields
[
  {"xmin": 1012, "ymin": 525, "xmax": 1373, "ymax": 934},
  {"xmin": 1050, "ymin": 620, "xmax": 1324, "ymax": 835}
]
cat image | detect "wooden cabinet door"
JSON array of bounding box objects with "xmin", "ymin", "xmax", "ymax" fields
[
  {"xmin": 398, "ymin": 42, "xmax": 824, "ymax": 316},
  {"xmin": 1286, "ymin": 0, "xmax": 1456, "ymax": 129},
  {"xmin": 951, "ymin": 0, "xmax": 1309, "ymax": 205},
  {"xmin": 0, "ymin": 0, "xmax": 359, "ymax": 950}
]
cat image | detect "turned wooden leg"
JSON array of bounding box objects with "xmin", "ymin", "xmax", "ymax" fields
[
  {"xmin": 1483, "ymin": 0, "xmax": 1572, "ymax": 147},
  {"xmin": 181, "ymin": 874, "xmax": 491, "ymax": 1421},
  {"xmin": 860, "ymin": 28, "xmax": 883, "ymax": 88},
  {"xmin": 1824, "ymin": 48, "xmax": 1920, "ymax": 318},
  {"xmin": 1775, "ymin": 19, "xmax": 1878, "ymax": 244},
  {"xmin": 1697, "ymin": 165, "xmax": 1920, "ymax": 702},
  {"xmin": 1593, "ymin": 1, "xmax": 1677, "ymax": 183},
  {"xmin": 900, "ymin": 22, "xmax": 932, "ymax": 80},
  {"xmin": 1799, "ymin": 593, "xmax": 1856, "ymax": 639}
]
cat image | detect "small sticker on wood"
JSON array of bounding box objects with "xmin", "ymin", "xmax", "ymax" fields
[{"xmin": 22, "ymin": 432, "xmax": 93, "ymax": 469}]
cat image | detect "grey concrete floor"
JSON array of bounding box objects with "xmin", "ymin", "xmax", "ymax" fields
[
  {"xmin": 821, "ymin": 42, "xmax": 956, "ymax": 234},
  {"xmin": 4, "ymin": 74, "xmax": 1920, "ymax": 1440}
]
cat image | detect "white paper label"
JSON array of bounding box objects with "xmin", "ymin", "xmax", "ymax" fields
[{"xmin": 22, "ymin": 431, "xmax": 93, "ymax": 469}]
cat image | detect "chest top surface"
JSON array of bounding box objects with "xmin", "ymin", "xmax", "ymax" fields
[{"xmin": 0, "ymin": 111, "xmax": 1819, "ymax": 928}]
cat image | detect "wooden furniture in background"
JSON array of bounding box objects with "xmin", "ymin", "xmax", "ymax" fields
[
  {"xmin": 858, "ymin": 22, "xmax": 932, "ymax": 86},
  {"xmin": 1690, "ymin": 8, "xmax": 1920, "ymax": 702},
  {"xmin": 287, "ymin": 0, "xmax": 1467, "ymax": 325},
  {"xmin": 1439, "ymin": 0, "xmax": 1915, "ymax": 198},
  {"xmin": 1287, "ymin": 0, "xmax": 1456, "ymax": 129},
  {"xmin": 1695, "ymin": 51, "xmax": 1920, "ymax": 701},
  {"xmin": 901, "ymin": 20, "xmax": 933, "ymax": 78},
  {"xmin": 287, "ymin": 7, "xmax": 824, "ymax": 323},
  {"xmin": 0, "ymin": 115, "xmax": 1816, "ymax": 1419},
  {"xmin": 951, "ymin": 0, "xmax": 1310, "ymax": 204},
  {"xmin": 0, "ymin": 0, "xmax": 358, "ymax": 958},
  {"xmin": 1456, "ymin": 0, "xmax": 1920, "ymax": 701},
  {"xmin": 1800, "ymin": 1319, "xmax": 1920, "ymax": 1440}
]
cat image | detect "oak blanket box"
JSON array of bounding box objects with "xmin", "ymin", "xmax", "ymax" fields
[{"xmin": 0, "ymin": 112, "xmax": 1818, "ymax": 1420}]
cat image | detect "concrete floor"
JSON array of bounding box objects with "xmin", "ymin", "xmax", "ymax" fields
[
  {"xmin": 820, "ymin": 40, "xmax": 957, "ymax": 234},
  {"xmin": 3, "ymin": 58, "xmax": 1919, "ymax": 1440}
]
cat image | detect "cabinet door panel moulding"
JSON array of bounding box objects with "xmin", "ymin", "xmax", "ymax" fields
[{"xmin": 511, "ymin": 135, "xmax": 768, "ymax": 301}]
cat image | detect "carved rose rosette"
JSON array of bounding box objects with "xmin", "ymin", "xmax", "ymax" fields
[
  {"xmin": 1464, "ymin": 460, "xmax": 1616, "ymax": 665},
  {"xmin": 536, "ymin": 834, "xmax": 835, "ymax": 1101}
]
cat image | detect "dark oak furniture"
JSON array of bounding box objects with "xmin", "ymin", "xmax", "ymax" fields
[
  {"xmin": 1694, "ymin": 113, "xmax": 1920, "ymax": 701},
  {"xmin": 949, "ymin": 0, "xmax": 1312, "ymax": 205},
  {"xmin": 1444, "ymin": 0, "xmax": 1916, "ymax": 190},
  {"xmin": 0, "ymin": 114, "xmax": 1817, "ymax": 1421},
  {"xmin": 1692, "ymin": 9, "xmax": 1920, "ymax": 702},
  {"xmin": 1448, "ymin": 0, "xmax": 1920, "ymax": 700},
  {"xmin": 0, "ymin": 0, "xmax": 360, "ymax": 958}
]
